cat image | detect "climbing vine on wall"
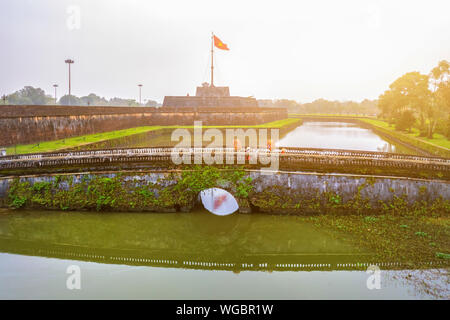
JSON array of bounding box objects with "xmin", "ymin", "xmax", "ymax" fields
[{"xmin": 6, "ymin": 166, "xmax": 254, "ymax": 212}]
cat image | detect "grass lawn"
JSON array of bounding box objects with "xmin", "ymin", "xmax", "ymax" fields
[
  {"xmin": 360, "ymin": 118, "xmax": 450, "ymax": 150},
  {"xmin": 6, "ymin": 118, "xmax": 301, "ymax": 155},
  {"xmin": 6, "ymin": 126, "xmax": 164, "ymax": 155}
]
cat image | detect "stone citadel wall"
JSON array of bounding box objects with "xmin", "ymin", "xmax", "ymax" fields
[{"xmin": 0, "ymin": 105, "xmax": 286, "ymax": 146}]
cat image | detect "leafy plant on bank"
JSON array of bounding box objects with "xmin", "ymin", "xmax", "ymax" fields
[{"xmin": 6, "ymin": 167, "xmax": 254, "ymax": 211}]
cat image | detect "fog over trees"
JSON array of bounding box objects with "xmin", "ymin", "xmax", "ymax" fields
[
  {"xmin": 258, "ymin": 98, "xmax": 379, "ymax": 116},
  {"xmin": 1, "ymin": 89, "xmax": 160, "ymax": 107},
  {"xmin": 259, "ymin": 60, "xmax": 450, "ymax": 139},
  {"xmin": 2, "ymin": 60, "xmax": 448, "ymax": 139},
  {"xmin": 3, "ymin": 86, "xmax": 54, "ymax": 106},
  {"xmin": 379, "ymin": 60, "xmax": 450, "ymax": 138}
]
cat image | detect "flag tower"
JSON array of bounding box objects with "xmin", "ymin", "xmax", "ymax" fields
[
  {"xmin": 211, "ymin": 32, "xmax": 214, "ymax": 87},
  {"xmin": 162, "ymin": 32, "xmax": 258, "ymax": 108},
  {"xmin": 210, "ymin": 33, "xmax": 229, "ymax": 87}
]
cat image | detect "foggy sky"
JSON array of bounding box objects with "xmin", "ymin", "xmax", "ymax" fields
[{"xmin": 1, "ymin": 0, "xmax": 449, "ymax": 103}]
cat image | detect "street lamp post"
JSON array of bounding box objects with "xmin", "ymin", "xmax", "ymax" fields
[
  {"xmin": 65, "ymin": 59, "xmax": 74, "ymax": 105},
  {"xmin": 53, "ymin": 84, "xmax": 58, "ymax": 104},
  {"xmin": 138, "ymin": 84, "xmax": 143, "ymax": 105}
]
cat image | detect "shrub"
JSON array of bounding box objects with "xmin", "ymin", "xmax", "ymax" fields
[{"xmin": 395, "ymin": 110, "xmax": 416, "ymax": 132}]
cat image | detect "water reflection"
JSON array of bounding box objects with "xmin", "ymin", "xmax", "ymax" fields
[
  {"xmin": 0, "ymin": 210, "xmax": 369, "ymax": 271},
  {"xmin": 277, "ymin": 121, "xmax": 411, "ymax": 154},
  {"xmin": 0, "ymin": 210, "xmax": 447, "ymax": 299},
  {"xmin": 80, "ymin": 121, "xmax": 416, "ymax": 155},
  {"xmin": 0, "ymin": 252, "xmax": 445, "ymax": 299}
]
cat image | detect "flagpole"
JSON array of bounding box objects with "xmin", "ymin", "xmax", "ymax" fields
[{"xmin": 211, "ymin": 32, "xmax": 214, "ymax": 87}]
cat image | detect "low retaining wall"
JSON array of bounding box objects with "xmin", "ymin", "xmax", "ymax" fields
[
  {"xmin": 0, "ymin": 105, "xmax": 287, "ymax": 146},
  {"xmin": 248, "ymin": 171, "xmax": 449, "ymax": 214},
  {"xmin": 1, "ymin": 147, "xmax": 449, "ymax": 180},
  {"xmin": 1, "ymin": 169, "xmax": 448, "ymax": 214}
]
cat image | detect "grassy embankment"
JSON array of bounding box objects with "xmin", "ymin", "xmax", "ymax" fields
[
  {"xmin": 5, "ymin": 118, "xmax": 301, "ymax": 155},
  {"xmin": 360, "ymin": 118, "xmax": 450, "ymax": 157},
  {"xmin": 290, "ymin": 113, "xmax": 450, "ymax": 157},
  {"xmin": 305, "ymin": 214, "xmax": 450, "ymax": 266}
]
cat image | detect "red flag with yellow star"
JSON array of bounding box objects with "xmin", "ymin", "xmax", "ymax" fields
[{"xmin": 213, "ymin": 35, "xmax": 229, "ymax": 50}]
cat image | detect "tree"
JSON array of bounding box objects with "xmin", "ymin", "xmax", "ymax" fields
[
  {"xmin": 290, "ymin": 98, "xmax": 378, "ymax": 115},
  {"xmin": 0, "ymin": 95, "xmax": 7, "ymax": 105},
  {"xmin": 80, "ymin": 93, "xmax": 108, "ymax": 106},
  {"xmin": 429, "ymin": 60, "xmax": 450, "ymax": 138},
  {"xmin": 145, "ymin": 99, "xmax": 160, "ymax": 107},
  {"xmin": 378, "ymin": 90, "xmax": 399, "ymax": 123},
  {"xmin": 359, "ymin": 99, "xmax": 378, "ymax": 116},
  {"xmin": 7, "ymin": 86, "xmax": 53, "ymax": 105},
  {"xmin": 437, "ymin": 79, "xmax": 450, "ymax": 139},
  {"xmin": 59, "ymin": 94, "xmax": 82, "ymax": 106},
  {"xmin": 109, "ymin": 97, "xmax": 139, "ymax": 106},
  {"xmin": 273, "ymin": 99, "xmax": 300, "ymax": 109},
  {"xmin": 395, "ymin": 110, "xmax": 416, "ymax": 132},
  {"xmin": 378, "ymin": 72, "xmax": 431, "ymax": 133},
  {"xmin": 378, "ymin": 61, "xmax": 450, "ymax": 140}
]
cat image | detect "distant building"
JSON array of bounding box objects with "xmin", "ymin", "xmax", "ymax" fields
[
  {"xmin": 163, "ymin": 82, "xmax": 258, "ymax": 108},
  {"xmin": 196, "ymin": 82, "xmax": 230, "ymax": 97}
]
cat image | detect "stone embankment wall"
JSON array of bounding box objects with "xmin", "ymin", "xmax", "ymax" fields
[
  {"xmin": 0, "ymin": 169, "xmax": 448, "ymax": 214},
  {"xmin": 0, "ymin": 105, "xmax": 287, "ymax": 146}
]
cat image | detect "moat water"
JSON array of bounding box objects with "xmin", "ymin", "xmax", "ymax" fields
[
  {"xmin": 0, "ymin": 210, "xmax": 447, "ymax": 299},
  {"xmin": 0, "ymin": 121, "xmax": 444, "ymax": 299},
  {"xmin": 276, "ymin": 121, "xmax": 413, "ymax": 154},
  {"xmin": 126, "ymin": 121, "xmax": 416, "ymax": 154}
]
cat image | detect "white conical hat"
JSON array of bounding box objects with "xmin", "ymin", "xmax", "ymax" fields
[{"xmin": 200, "ymin": 188, "xmax": 239, "ymax": 216}]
